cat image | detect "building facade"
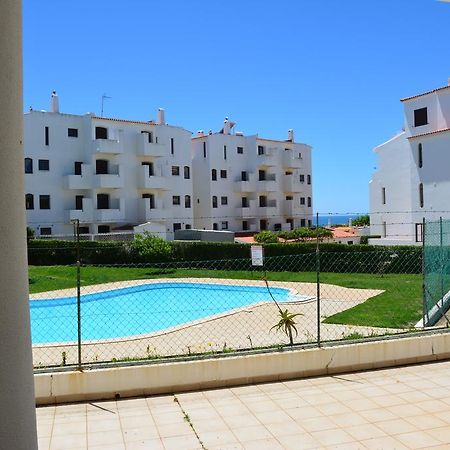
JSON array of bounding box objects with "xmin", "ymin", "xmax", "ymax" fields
[
  {"xmin": 24, "ymin": 94, "xmax": 194, "ymax": 237},
  {"xmin": 370, "ymin": 81, "xmax": 450, "ymax": 244},
  {"xmin": 192, "ymin": 119, "xmax": 313, "ymax": 232}
]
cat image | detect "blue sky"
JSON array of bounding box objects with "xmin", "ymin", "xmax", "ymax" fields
[{"xmin": 23, "ymin": 0, "xmax": 450, "ymax": 214}]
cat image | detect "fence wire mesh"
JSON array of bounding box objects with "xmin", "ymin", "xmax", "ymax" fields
[{"xmin": 29, "ymin": 244, "xmax": 427, "ymax": 370}]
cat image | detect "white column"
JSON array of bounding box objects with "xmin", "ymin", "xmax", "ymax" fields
[{"xmin": 0, "ymin": 1, "xmax": 38, "ymax": 449}]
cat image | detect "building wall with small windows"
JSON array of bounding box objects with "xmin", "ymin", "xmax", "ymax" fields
[
  {"xmin": 369, "ymin": 82, "xmax": 450, "ymax": 245},
  {"xmin": 24, "ymin": 98, "xmax": 193, "ymax": 238},
  {"xmin": 192, "ymin": 120, "xmax": 313, "ymax": 233}
]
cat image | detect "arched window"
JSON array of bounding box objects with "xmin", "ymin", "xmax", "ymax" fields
[
  {"xmin": 418, "ymin": 143, "xmax": 423, "ymax": 168},
  {"xmin": 185, "ymin": 195, "xmax": 191, "ymax": 208},
  {"xmin": 212, "ymin": 196, "xmax": 218, "ymax": 208},
  {"xmin": 419, "ymin": 183, "xmax": 424, "ymax": 208},
  {"xmin": 24, "ymin": 158, "xmax": 33, "ymax": 174},
  {"xmin": 211, "ymin": 169, "xmax": 217, "ymax": 181},
  {"xmin": 184, "ymin": 166, "xmax": 190, "ymax": 179},
  {"xmin": 25, "ymin": 194, "xmax": 34, "ymax": 210}
]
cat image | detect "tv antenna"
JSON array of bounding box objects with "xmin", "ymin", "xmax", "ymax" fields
[{"xmin": 101, "ymin": 94, "xmax": 111, "ymax": 117}]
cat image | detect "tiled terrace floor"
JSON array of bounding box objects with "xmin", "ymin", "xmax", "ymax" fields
[{"xmin": 37, "ymin": 360, "xmax": 450, "ymax": 449}]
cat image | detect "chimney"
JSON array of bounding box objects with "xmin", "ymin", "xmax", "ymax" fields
[
  {"xmin": 50, "ymin": 91, "xmax": 59, "ymax": 113},
  {"xmin": 448, "ymin": 77, "xmax": 450, "ymax": 86},
  {"xmin": 287, "ymin": 129, "xmax": 294, "ymax": 142},
  {"xmin": 197, "ymin": 130, "xmax": 205, "ymax": 137},
  {"xmin": 223, "ymin": 117, "xmax": 231, "ymax": 135},
  {"xmin": 157, "ymin": 108, "xmax": 165, "ymax": 125}
]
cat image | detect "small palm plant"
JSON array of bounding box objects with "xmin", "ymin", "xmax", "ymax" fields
[
  {"xmin": 271, "ymin": 309, "xmax": 301, "ymax": 346},
  {"xmin": 262, "ymin": 276, "xmax": 302, "ymax": 346}
]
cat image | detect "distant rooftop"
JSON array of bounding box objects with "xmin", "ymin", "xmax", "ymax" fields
[{"xmin": 400, "ymin": 83, "xmax": 450, "ymax": 102}]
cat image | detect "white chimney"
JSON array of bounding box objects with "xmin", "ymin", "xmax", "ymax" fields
[
  {"xmin": 223, "ymin": 118, "xmax": 231, "ymax": 135},
  {"xmin": 197, "ymin": 130, "xmax": 204, "ymax": 137},
  {"xmin": 50, "ymin": 91, "xmax": 59, "ymax": 113},
  {"xmin": 157, "ymin": 108, "xmax": 165, "ymax": 125},
  {"xmin": 287, "ymin": 129, "xmax": 294, "ymax": 142},
  {"xmin": 448, "ymin": 77, "xmax": 450, "ymax": 86}
]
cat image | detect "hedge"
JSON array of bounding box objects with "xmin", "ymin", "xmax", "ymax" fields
[{"xmin": 27, "ymin": 239, "xmax": 422, "ymax": 273}]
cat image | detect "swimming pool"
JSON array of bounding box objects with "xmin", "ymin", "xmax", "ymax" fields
[{"xmin": 31, "ymin": 282, "xmax": 301, "ymax": 344}]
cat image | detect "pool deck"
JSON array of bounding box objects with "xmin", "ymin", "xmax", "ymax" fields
[
  {"xmin": 31, "ymin": 278, "xmax": 391, "ymax": 368},
  {"xmin": 36, "ymin": 359, "xmax": 450, "ymax": 449}
]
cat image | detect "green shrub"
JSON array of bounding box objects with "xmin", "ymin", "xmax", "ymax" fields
[
  {"xmin": 254, "ymin": 230, "xmax": 279, "ymax": 244},
  {"xmin": 129, "ymin": 232, "xmax": 173, "ymax": 262},
  {"xmin": 27, "ymin": 227, "xmax": 35, "ymax": 243}
]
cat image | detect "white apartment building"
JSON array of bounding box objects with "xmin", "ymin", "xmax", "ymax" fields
[
  {"xmin": 370, "ymin": 81, "xmax": 450, "ymax": 245},
  {"xmin": 24, "ymin": 93, "xmax": 194, "ymax": 237},
  {"xmin": 192, "ymin": 119, "xmax": 313, "ymax": 232}
]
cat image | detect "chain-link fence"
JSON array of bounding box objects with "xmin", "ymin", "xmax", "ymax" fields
[{"xmin": 27, "ymin": 241, "xmax": 433, "ymax": 371}]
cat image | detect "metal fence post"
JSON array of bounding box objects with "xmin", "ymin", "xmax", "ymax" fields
[
  {"xmin": 316, "ymin": 212, "xmax": 321, "ymax": 347},
  {"xmin": 422, "ymin": 217, "xmax": 428, "ymax": 327},
  {"xmin": 72, "ymin": 219, "xmax": 82, "ymax": 370}
]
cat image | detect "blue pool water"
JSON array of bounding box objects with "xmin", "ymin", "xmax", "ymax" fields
[{"xmin": 31, "ymin": 282, "xmax": 294, "ymax": 344}]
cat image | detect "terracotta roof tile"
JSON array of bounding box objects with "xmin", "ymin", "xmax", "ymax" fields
[
  {"xmin": 400, "ymin": 85, "xmax": 450, "ymax": 102},
  {"xmin": 408, "ymin": 127, "xmax": 450, "ymax": 139}
]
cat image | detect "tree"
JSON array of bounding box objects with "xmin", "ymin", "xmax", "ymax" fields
[
  {"xmin": 130, "ymin": 231, "xmax": 173, "ymax": 262},
  {"xmin": 254, "ymin": 230, "xmax": 279, "ymax": 244},
  {"xmin": 352, "ymin": 215, "xmax": 370, "ymax": 227}
]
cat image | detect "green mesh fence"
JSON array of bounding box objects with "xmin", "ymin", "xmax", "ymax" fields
[{"xmin": 424, "ymin": 219, "xmax": 450, "ymax": 326}]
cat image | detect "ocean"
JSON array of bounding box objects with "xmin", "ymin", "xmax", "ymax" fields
[{"xmin": 315, "ymin": 214, "xmax": 361, "ymax": 227}]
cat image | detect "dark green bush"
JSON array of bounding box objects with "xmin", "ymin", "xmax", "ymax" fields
[{"xmin": 254, "ymin": 230, "xmax": 279, "ymax": 244}]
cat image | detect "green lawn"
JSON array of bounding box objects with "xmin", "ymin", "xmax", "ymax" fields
[{"xmin": 28, "ymin": 266, "xmax": 422, "ymax": 329}]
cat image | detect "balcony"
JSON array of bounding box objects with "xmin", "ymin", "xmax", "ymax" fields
[
  {"xmin": 283, "ymin": 149, "xmax": 302, "ymax": 168},
  {"xmin": 256, "ymin": 148, "xmax": 276, "ymax": 166},
  {"xmin": 233, "ymin": 174, "xmax": 256, "ymax": 193},
  {"xmin": 140, "ymin": 198, "xmax": 171, "ymax": 222},
  {"xmin": 138, "ymin": 166, "xmax": 168, "ymax": 190},
  {"xmin": 93, "ymin": 164, "xmax": 123, "ymax": 189},
  {"xmin": 92, "ymin": 138, "xmax": 122, "ymax": 154},
  {"xmin": 136, "ymin": 134, "xmax": 165, "ymax": 157},
  {"xmin": 95, "ymin": 199, "xmax": 125, "ymax": 222},
  {"xmin": 256, "ymin": 174, "xmax": 278, "ymax": 192},
  {"xmin": 64, "ymin": 165, "xmax": 93, "ymax": 190},
  {"xmin": 241, "ymin": 200, "xmax": 257, "ymax": 219},
  {"xmin": 283, "ymin": 176, "xmax": 302, "ymax": 193},
  {"xmin": 68, "ymin": 198, "xmax": 94, "ymax": 223}
]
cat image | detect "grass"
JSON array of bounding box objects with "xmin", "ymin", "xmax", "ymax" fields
[{"xmin": 28, "ymin": 266, "xmax": 422, "ymax": 329}]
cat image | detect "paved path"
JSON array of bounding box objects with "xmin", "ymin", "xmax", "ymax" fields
[{"xmin": 37, "ymin": 360, "xmax": 450, "ymax": 449}]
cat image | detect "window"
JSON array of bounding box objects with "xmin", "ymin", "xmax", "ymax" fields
[
  {"xmin": 25, "ymin": 193, "xmax": 34, "ymax": 210},
  {"xmin": 300, "ymin": 197, "xmax": 305, "ymax": 205},
  {"xmin": 171, "ymin": 166, "xmax": 180, "ymax": 176},
  {"xmin": 172, "ymin": 195, "xmax": 180, "ymax": 205},
  {"xmin": 260, "ymin": 219, "xmax": 267, "ymax": 230},
  {"xmin": 242, "ymin": 197, "xmax": 248, "ymax": 208},
  {"xmin": 221, "ymin": 221, "xmax": 228, "ymax": 230},
  {"xmin": 184, "ymin": 166, "xmax": 190, "ymax": 179},
  {"xmin": 382, "ymin": 187, "xmax": 386, "ymax": 205},
  {"xmin": 40, "ymin": 227, "xmax": 52, "ymax": 236},
  {"xmin": 242, "ymin": 220, "xmax": 249, "ymax": 231},
  {"xmin": 285, "ymin": 171, "xmax": 292, "ymax": 176},
  {"xmin": 96, "ymin": 159, "xmax": 108, "ymax": 174},
  {"xmin": 213, "ymin": 223, "xmax": 218, "ymax": 230},
  {"xmin": 258, "ymin": 145, "xmax": 265, "ymax": 155},
  {"xmin": 75, "ymin": 195, "xmax": 83, "ymax": 210},
  {"xmin": 307, "ymin": 197, "xmax": 311, "ymax": 207},
  {"xmin": 418, "ymin": 143, "xmax": 423, "ymax": 168},
  {"xmin": 203, "ymin": 142, "xmax": 207, "ymax": 158},
  {"xmin": 45, "ymin": 126, "xmax": 49, "ymax": 146},
  {"xmin": 382, "ymin": 222, "xmax": 387, "ymax": 238},
  {"xmin": 286, "ymin": 218, "xmax": 294, "ymax": 230},
  {"xmin": 185, "ymin": 195, "xmax": 191, "ymax": 208},
  {"xmin": 170, "ymin": 138, "xmax": 174, "ymax": 155},
  {"xmin": 237, "ymin": 146, "xmax": 243, "ymax": 154},
  {"xmin": 74, "ymin": 161, "xmax": 82, "ymax": 175},
  {"xmin": 38, "ymin": 159, "xmax": 49, "ymax": 171},
  {"xmin": 414, "ymin": 107, "xmax": 428, "ymax": 127},
  {"xmin": 274, "ymin": 223, "xmax": 282, "ymax": 231},
  {"xmin": 211, "ymin": 169, "xmax": 217, "ymax": 181},
  {"xmin": 258, "ymin": 170, "xmax": 266, "ymax": 181},
  {"xmin": 308, "ymin": 219, "xmax": 312, "ymax": 227},
  {"xmin": 284, "ymin": 148, "xmax": 290, "ymax": 152},
  {"xmin": 286, "ymin": 195, "xmax": 293, "ymax": 201},
  {"xmin": 68, "ymin": 128, "xmax": 78, "ymax": 138},
  {"xmin": 223, "ymin": 145, "xmax": 227, "ymax": 160},
  {"xmin": 142, "ymin": 193, "xmax": 155, "ymax": 209},
  {"xmin": 419, "ymin": 183, "xmax": 424, "ymax": 208},
  {"xmin": 173, "ymin": 223, "xmax": 182, "ymax": 231},
  {"xmin": 300, "ymin": 219, "xmax": 306, "ymax": 227},
  {"xmin": 141, "ymin": 130, "xmax": 153, "ymax": 143},
  {"xmin": 299, "ymin": 174, "xmax": 305, "ymax": 183},
  {"xmin": 307, "ymin": 174, "xmax": 311, "ymax": 185},
  {"xmin": 221, "ymin": 196, "xmax": 228, "ymax": 205},
  {"xmin": 259, "ymin": 196, "xmax": 267, "ymax": 207},
  {"xmin": 142, "ymin": 161, "xmax": 154, "ymax": 176},
  {"xmin": 39, "ymin": 195, "xmax": 50, "ymax": 210},
  {"xmin": 185, "ymin": 224, "xmax": 192, "ymax": 230},
  {"xmin": 79, "ymin": 226, "xmax": 90, "ymax": 234},
  {"xmin": 241, "ymin": 171, "xmax": 248, "ymax": 181},
  {"xmin": 97, "ymin": 193, "xmax": 109, "ymax": 209},
  {"xmin": 220, "ymin": 170, "xmax": 227, "ymax": 179},
  {"xmin": 212, "ymin": 196, "xmax": 218, "ymax": 208},
  {"xmin": 98, "ymin": 225, "xmax": 110, "ymax": 234},
  {"xmin": 95, "ymin": 126, "xmax": 108, "ymax": 139},
  {"xmin": 24, "ymin": 158, "xmax": 33, "ymax": 174}
]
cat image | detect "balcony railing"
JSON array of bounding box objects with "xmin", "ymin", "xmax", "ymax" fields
[
  {"xmin": 138, "ymin": 166, "xmax": 168, "ymax": 190},
  {"xmin": 64, "ymin": 165, "xmax": 93, "ymax": 189},
  {"xmin": 95, "ymin": 199, "xmax": 125, "ymax": 222},
  {"xmin": 92, "ymin": 138, "xmax": 123, "ymax": 154},
  {"xmin": 140, "ymin": 198, "xmax": 171, "ymax": 222},
  {"xmin": 68, "ymin": 198, "xmax": 94, "ymax": 222},
  {"xmin": 136, "ymin": 134, "xmax": 166, "ymax": 157}
]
